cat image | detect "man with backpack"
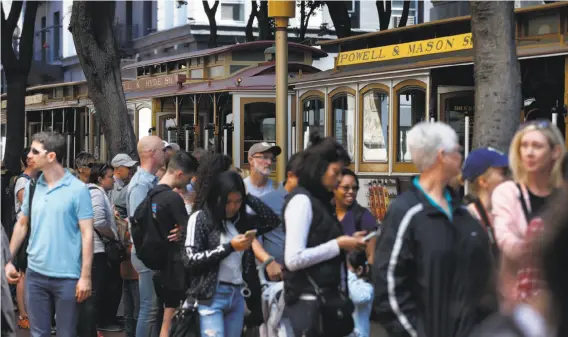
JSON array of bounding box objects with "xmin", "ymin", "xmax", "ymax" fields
[
  {"xmin": 127, "ymin": 136, "xmax": 167, "ymax": 337},
  {"xmin": 130, "ymin": 151, "xmax": 198, "ymax": 337},
  {"xmin": 4, "ymin": 132, "xmax": 94, "ymax": 337}
]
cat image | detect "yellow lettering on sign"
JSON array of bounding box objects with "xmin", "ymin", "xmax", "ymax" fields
[{"xmin": 336, "ymin": 33, "xmax": 474, "ymax": 67}]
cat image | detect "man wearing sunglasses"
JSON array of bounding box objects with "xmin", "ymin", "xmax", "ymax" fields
[{"xmin": 5, "ymin": 132, "xmax": 94, "ymax": 337}]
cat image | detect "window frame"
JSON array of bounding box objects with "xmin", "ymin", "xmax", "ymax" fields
[
  {"xmin": 392, "ymin": 79, "xmax": 427, "ymax": 173},
  {"xmin": 240, "ymin": 97, "xmax": 276, "ymax": 168},
  {"xmin": 299, "ymin": 90, "xmax": 325, "ymax": 151},
  {"xmin": 327, "ymin": 87, "xmax": 356, "ymax": 166},
  {"xmin": 359, "ymin": 83, "xmax": 389, "ymax": 172}
]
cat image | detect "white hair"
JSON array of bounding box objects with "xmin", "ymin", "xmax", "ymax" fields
[{"xmin": 407, "ymin": 121, "xmax": 458, "ymax": 171}]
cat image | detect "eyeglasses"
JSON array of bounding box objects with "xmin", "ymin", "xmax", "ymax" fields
[
  {"xmin": 251, "ymin": 155, "xmax": 274, "ymax": 162},
  {"xmin": 339, "ymin": 185, "xmax": 359, "ymax": 192},
  {"xmin": 518, "ymin": 119, "xmax": 551, "ymax": 131}
]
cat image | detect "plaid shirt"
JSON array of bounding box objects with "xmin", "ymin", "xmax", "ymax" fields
[{"xmin": 516, "ymin": 217, "xmax": 545, "ymax": 300}]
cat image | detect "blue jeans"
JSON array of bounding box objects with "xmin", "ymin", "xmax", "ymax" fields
[
  {"xmin": 122, "ymin": 279, "xmax": 140, "ymax": 337},
  {"xmin": 25, "ymin": 269, "xmax": 78, "ymax": 337},
  {"xmin": 198, "ymin": 283, "xmax": 245, "ymax": 337},
  {"xmin": 131, "ymin": 250, "xmax": 162, "ymax": 337}
]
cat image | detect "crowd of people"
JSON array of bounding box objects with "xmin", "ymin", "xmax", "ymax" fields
[{"xmin": 1, "ymin": 118, "xmax": 568, "ymax": 337}]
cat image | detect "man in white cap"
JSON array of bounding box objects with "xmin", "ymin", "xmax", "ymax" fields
[
  {"xmin": 110, "ymin": 154, "xmax": 138, "ymax": 219},
  {"xmin": 244, "ymin": 142, "xmax": 281, "ymax": 198},
  {"xmin": 162, "ymin": 141, "xmax": 181, "ymax": 165}
]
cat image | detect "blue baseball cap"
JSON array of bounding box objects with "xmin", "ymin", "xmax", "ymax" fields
[{"xmin": 462, "ymin": 147, "xmax": 509, "ymax": 181}]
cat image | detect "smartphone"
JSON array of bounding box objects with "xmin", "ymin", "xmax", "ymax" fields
[
  {"xmin": 244, "ymin": 229, "xmax": 258, "ymax": 238},
  {"xmin": 363, "ymin": 231, "xmax": 378, "ymax": 242}
]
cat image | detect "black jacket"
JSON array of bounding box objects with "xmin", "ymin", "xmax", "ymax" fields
[
  {"xmin": 183, "ymin": 194, "xmax": 280, "ymax": 305},
  {"xmin": 373, "ymin": 183, "xmax": 497, "ymax": 337},
  {"xmin": 282, "ymin": 186, "xmax": 344, "ymax": 305}
]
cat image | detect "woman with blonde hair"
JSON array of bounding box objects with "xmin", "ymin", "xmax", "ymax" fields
[{"xmin": 492, "ymin": 119, "xmax": 565, "ymax": 311}]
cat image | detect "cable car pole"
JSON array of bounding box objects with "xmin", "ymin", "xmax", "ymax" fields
[{"xmin": 269, "ymin": 0, "xmax": 294, "ymax": 183}]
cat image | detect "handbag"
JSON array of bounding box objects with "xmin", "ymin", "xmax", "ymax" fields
[
  {"xmin": 94, "ymin": 228, "xmax": 127, "ymax": 265},
  {"xmin": 307, "ymin": 274, "xmax": 355, "ymax": 337},
  {"xmin": 170, "ymin": 295, "xmax": 200, "ymax": 337}
]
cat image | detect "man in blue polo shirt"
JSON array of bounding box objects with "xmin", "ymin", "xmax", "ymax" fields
[{"xmin": 4, "ymin": 132, "xmax": 94, "ymax": 337}]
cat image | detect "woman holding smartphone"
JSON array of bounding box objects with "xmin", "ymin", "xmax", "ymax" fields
[
  {"xmin": 184, "ymin": 153, "xmax": 280, "ymax": 337},
  {"xmin": 283, "ymin": 132, "xmax": 367, "ymax": 337}
]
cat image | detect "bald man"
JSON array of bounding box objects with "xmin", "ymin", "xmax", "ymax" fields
[{"xmin": 127, "ymin": 136, "xmax": 166, "ymax": 337}]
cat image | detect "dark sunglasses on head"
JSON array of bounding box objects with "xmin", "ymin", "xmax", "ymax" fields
[
  {"xmin": 518, "ymin": 119, "xmax": 551, "ymax": 131},
  {"xmin": 88, "ymin": 163, "xmax": 111, "ymax": 176}
]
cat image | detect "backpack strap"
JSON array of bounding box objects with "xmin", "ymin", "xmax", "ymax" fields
[
  {"xmin": 473, "ymin": 199, "xmax": 496, "ymax": 247},
  {"xmin": 27, "ymin": 179, "xmax": 37, "ymax": 229},
  {"xmin": 350, "ymin": 203, "xmax": 367, "ymax": 232},
  {"xmin": 516, "ymin": 183, "xmax": 531, "ymax": 223}
]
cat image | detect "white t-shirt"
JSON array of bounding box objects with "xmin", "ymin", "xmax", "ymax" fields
[
  {"xmin": 243, "ymin": 176, "xmax": 274, "ymax": 198},
  {"xmin": 14, "ymin": 176, "xmax": 29, "ymax": 220},
  {"xmin": 243, "ymin": 176, "xmax": 274, "ymax": 214}
]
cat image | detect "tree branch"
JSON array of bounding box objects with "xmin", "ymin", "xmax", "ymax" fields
[
  {"xmin": 398, "ymin": 0, "xmax": 410, "ymax": 27},
  {"xmin": 0, "ymin": 4, "xmax": 17, "ymax": 72},
  {"xmin": 5, "ymin": 0, "xmax": 23, "ymax": 34},
  {"xmin": 18, "ymin": 1, "xmax": 39, "ymax": 72}
]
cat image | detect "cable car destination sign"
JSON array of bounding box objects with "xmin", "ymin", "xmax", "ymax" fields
[{"xmin": 336, "ymin": 33, "xmax": 473, "ymax": 67}]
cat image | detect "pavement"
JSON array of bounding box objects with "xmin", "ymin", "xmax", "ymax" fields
[{"xmin": 17, "ymin": 322, "xmax": 388, "ymax": 337}]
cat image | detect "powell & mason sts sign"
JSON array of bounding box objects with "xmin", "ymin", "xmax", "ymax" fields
[{"xmin": 337, "ymin": 33, "xmax": 473, "ymax": 67}]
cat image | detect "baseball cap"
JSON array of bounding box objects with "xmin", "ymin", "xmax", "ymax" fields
[
  {"xmin": 462, "ymin": 147, "xmax": 509, "ymax": 181},
  {"xmin": 111, "ymin": 153, "xmax": 138, "ymax": 168},
  {"xmin": 248, "ymin": 142, "xmax": 282, "ymax": 157}
]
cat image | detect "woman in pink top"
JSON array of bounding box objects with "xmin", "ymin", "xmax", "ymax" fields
[{"xmin": 491, "ymin": 120, "xmax": 564, "ymax": 312}]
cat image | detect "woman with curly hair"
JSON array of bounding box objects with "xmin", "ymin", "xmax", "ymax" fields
[{"xmin": 184, "ymin": 153, "xmax": 280, "ymax": 337}]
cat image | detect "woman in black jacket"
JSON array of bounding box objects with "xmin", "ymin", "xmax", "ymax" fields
[
  {"xmin": 183, "ymin": 153, "xmax": 280, "ymax": 337},
  {"xmin": 282, "ymin": 132, "xmax": 367, "ymax": 337}
]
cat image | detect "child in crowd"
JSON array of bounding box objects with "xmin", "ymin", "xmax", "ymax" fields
[{"xmin": 347, "ymin": 251, "xmax": 374, "ymax": 337}]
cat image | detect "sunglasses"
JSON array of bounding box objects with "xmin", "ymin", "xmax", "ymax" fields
[
  {"xmin": 30, "ymin": 148, "xmax": 48, "ymax": 155},
  {"xmin": 518, "ymin": 119, "xmax": 551, "ymax": 131}
]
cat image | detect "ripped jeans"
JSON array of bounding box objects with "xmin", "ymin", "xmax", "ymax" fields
[{"xmin": 198, "ymin": 283, "xmax": 245, "ymax": 337}]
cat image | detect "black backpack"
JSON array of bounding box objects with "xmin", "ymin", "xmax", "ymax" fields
[
  {"xmin": 129, "ymin": 187, "xmax": 169, "ymax": 270},
  {"xmin": 13, "ymin": 178, "xmax": 36, "ymax": 272},
  {"xmin": 2, "ymin": 173, "xmax": 30, "ymax": 239}
]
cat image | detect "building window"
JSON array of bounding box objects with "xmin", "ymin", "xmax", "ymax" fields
[
  {"xmin": 53, "ymin": 11, "xmax": 60, "ymax": 60},
  {"xmin": 396, "ymin": 86, "xmax": 426, "ymax": 163},
  {"xmin": 302, "ymin": 97, "xmax": 324, "ymax": 149},
  {"xmin": 243, "ymin": 101, "xmax": 275, "ymax": 163},
  {"xmin": 41, "ymin": 16, "xmax": 47, "ymax": 62},
  {"xmin": 362, "ymin": 89, "xmax": 389, "ymax": 162},
  {"xmin": 331, "ymin": 93, "xmax": 355, "ymax": 161},
  {"xmin": 221, "ymin": 3, "xmax": 244, "ymax": 21}
]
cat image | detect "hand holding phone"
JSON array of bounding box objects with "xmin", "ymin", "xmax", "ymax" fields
[
  {"xmin": 244, "ymin": 229, "xmax": 258, "ymax": 238},
  {"xmin": 363, "ymin": 231, "xmax": 378, "ymax": 242}
]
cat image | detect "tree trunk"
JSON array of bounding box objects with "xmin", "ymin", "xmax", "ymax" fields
[
  {"xmin": 203, "ymin": 1, "xmax": 220, "ymax": 48},
  {"xmin": 245, "ymin": 1, "xmax": 258, "ymax": 42},
  {"xmin": 4, "ymin": 76, "xmax": 27, "ymax": 173},
  {"xmin": 257, "ymin": 1, "xmax": 273, "ymax": 40},
  {"xmin": 325, "ymin": 1, "xmax": 351, "ymax": 38},
  {"xmin": 1, "ymin": 1, "xmax": 39, "ymax": 173},
  {"xmin": 397, "ymin": 0, "xmax": 410, "ymax": 27},
  {"xmin": 471, "ymin": 1, "xmax": 521, "ymax": 151},
  {"xmin": 70, "ymin": 1, "xmax": 137, "ymax": 159},
  {"xmin": 376, "ymin": 0, "xmax": 391, "ymax": 31}
]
